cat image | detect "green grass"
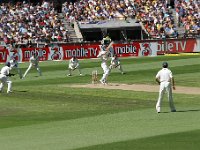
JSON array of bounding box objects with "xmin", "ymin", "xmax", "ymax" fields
[{"xmin": 0, "ymin": 55, "xmax": 200, "ymax": 150}]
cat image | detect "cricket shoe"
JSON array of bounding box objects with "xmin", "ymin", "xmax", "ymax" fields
[{"xmin": 99, "ymin": 80, "xmax": 105, "ymax": 84}]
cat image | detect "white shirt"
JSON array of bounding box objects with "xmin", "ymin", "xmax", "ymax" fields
[
  {"xmin": 30, "ymin": 56, "xmax": 39, "ymax": 66},
  {"xmin": 156, "ymin": 68, "xmax": 173, "ymax": 82},
  {"xmin": 0, "ymin": 66, "xmax": 10, "ymax": 76},
  {"xmin": 69, "ymin": 58, "xmax": 79, "ymax": 68},
  {"xmin": 97, "ymin": 45, "xmax": 109, "ymax": 64}
]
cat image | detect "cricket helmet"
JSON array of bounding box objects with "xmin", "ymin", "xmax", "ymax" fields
[{"xmin": 162, "ymin": 62, "xmax": 168, "ymax": 68}]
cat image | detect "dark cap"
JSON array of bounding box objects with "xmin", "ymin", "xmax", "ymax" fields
[
  {"xmin": 5, "ymin": 62, "xmax": 11, "ymax": 67},
  {"xmin": 162, "ymin": 62, "xmax": 168, "ymax": 68}
]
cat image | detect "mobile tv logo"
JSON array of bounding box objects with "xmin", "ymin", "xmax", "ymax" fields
[{"xmin": 64, "ymin": 47, "xmax": 98, "ymax": 58}]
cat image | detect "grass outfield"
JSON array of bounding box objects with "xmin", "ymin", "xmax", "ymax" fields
[{"xmin": 0, "ymin": 55, "xmax": 200, "ymax": 150}]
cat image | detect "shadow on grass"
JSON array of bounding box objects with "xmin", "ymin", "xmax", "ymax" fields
[
  {"xmin": 176, "ymin": 109, "xmax": 200, "ymax": 113},
  {"xmin": 14, "ymin": 90, "xmax": 28, "ymax": 93},
  {"xmin": 160, "ymin": 109, "xmax": 200, "ymax": 113}
]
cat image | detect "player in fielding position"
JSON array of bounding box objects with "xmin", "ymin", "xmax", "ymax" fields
[
  {"xmin": 109, "ymin": 54, "xmax": 124, "ymax": 74},
  {"xmin": 67, "ymin": 56, "xmax": 82, "ymax": 76},
  {"xmin": 22, "ymin": 53, "xmax": 42, "ymax": 79},
  {"xmin": 155, "ymin": 62, "xmax": 176, "ymax": 113},
  {"xmin": 0, "ymin": 62, "xmax": 14, "ymax": 93}
]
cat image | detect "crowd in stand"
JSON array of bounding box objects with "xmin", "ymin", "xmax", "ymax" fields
[
  {"xmin": 175, "ymin": 0, "xmax": 199, "ymax": 36},
  {"xmin": 0, "ymin": 0, "xmax": 199, "ymax": 46},
  {"xmin": 62, "ymin": 0, "xmax": 136, "ymax": 22},
  {"xmin": 0, "ymin": 1, "xmax": 69, "ymax": 47},
  {"xmin": 134, "ymin": 0, "xmax": 178, "ymax": 38},
  {"xmin": 62, "ymin": 0, "xmax": 199, "ymax": 38}
]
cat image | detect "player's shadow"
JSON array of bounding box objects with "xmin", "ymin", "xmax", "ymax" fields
[
  {"xmin": 176, "ymin": 109, "xmax": 200, "ymax": 113},
  {"xmin": 14, "ymin": 90, "xmax": 28, "ymax": 93},
  {"xmin": 161, "ymin": 109, "xmax": 200, "ymax": 113},
  {"xmin": 160, "ymin": 109, "xmax": 200, "ymax": 113}
]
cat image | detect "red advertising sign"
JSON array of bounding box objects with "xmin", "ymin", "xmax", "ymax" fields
[
  {"xmin": 0, "ymin": 46, "xmax": 9, "ymax": 63},
  {"xmin": 21, "ymin": 47, "xmax": 50, "ymax": 62},
  {"xmin": 112, "ymin": 42, "xmax": 141, "ymax": 57},
  {"xmin": 0, "ymin": 38, "xmax": 199, "ymax": 64},
  {"xmin": 61, "ymin": 44, "xmax": 101, "ymax": 60},
  {"xmin": 157, "ymin": 38, "xmax": 197, "ymax": 54}
]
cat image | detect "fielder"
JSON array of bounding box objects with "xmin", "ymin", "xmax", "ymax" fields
[
  {"xmin": 155, "ymin": 62, "xmax": 176, "ymax": 113},
  {"xmin": 0, "ymin": 62, "xmax": 14, "ymax": 93},
  {"xmin": 67, "ymin": 56, "xmax": 82, "ymax": 76},
  {"xmin": 109, "ymin": 54, "xmax": 124, "ymax": 74},
  {"xmin": 22, "ymin": 53, "xmax": 42, "ymax": 78},
  {"xmin": 97, "ymin": 41, "xmax": 113, "ymax": 84},
  {"xmin": 9, "ymin": 58, "xmax": 22, "ymax": 79}
]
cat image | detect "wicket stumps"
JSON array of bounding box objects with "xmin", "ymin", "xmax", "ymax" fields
[{"xmin": 92, "ymin": 70, "xmax": 98, "ymax": 84}]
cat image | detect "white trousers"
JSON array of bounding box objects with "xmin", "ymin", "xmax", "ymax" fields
[
  {"xmin": 156, "ymin": 81, "xmax": 176, "ymax": 112},
  {"xmin": 0, "ymin": 74, "xmax": 12, "ymax": 93},
  {"xmin": 23, "ymin": 64, "xmax": 42, "ymax": 78},
  {"xmin": 100, "ymin": 62, "xmax": 110, "ymax": 83}
]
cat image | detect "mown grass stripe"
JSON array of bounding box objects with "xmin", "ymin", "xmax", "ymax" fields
[{"xmin": 0, "ymin": 108, "xmax": 200, "ymax": 150}]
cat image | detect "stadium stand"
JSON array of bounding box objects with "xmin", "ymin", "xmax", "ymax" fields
[{"xmin": 0, "ymin": 0, "xmax": 199, "ymax": 45}]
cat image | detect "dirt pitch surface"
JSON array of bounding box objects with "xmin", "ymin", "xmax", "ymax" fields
[{"xmin": 68, "ymin": 83, "xmax": 200, "ymax": 95}]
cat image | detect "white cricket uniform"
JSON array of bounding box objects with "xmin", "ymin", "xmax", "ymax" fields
[
  {"xmin": 10, "ymin": 59, "xmax": 22, "ymax": 79},
  {"xmin": 155, "ymin": 68, "xmax": 176, "ymax": 112},
  {"xmin": 97, "ymin": 47, "xmax": 110, "ymax": 84},
  {"xmin": 0, "ymin": 66, "xmax": 12, "ymax": 93},
  {"xmin": 68, "ymin": 58, "xmax": 82, "ymax": 75},
  {"xmin": 109, "ymin": 56, "xmax": 124, "ymax": 74},
  {"xmin": 23, "ymin": 56, "xmax": 42, "ymax": 78}
]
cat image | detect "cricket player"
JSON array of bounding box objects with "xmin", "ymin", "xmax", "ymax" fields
[
  {"xmin": 22, "ymin": 53, "xmax": 42, "ymax": 78},
  {"xmin": 9, "ymin": 58, "xmax": 23, "ymax": 79},
  {"xmin": 67, "ymin": 56, "xmax": 82, "ymax": 76},
  {"xmin": 97, "ymin": 41, "xmax": 113, "ymax": 84},
  {"xmin": 109, "ymin": 54, "xmax": 124, "ymax": 74},
  {"xmin": 0, "ymin": 62, "xmax": 14, "ymax": 93},
  {"xmin": 155, "ymin": 62, "xmax": 176, "ymax": 113}
]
